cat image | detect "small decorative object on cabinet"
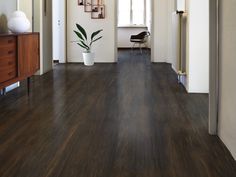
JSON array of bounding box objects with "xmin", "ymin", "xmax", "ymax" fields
[
  {"xmin": 7, "ymin": 11, "xmax": 30, "ymax": 33},
  {"xmin": 73, "ymin": 24, "xmax": 103, "ymax": 66},
  {"xmin": 0, "ymin": 33, "xmax": 40, "ymax": 95},
  {"xmin": 91, "ymin": 5, "xmax": 105, "ymax": 19}
]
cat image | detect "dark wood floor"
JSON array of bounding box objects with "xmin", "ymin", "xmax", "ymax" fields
[{"xmin": 0, "ymin": 50, "xmax": 235, "ymax": 177}]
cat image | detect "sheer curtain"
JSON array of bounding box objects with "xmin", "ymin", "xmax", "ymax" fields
[
  {"xmin": 132, "ymin": 0, "xmax": 145, "ymax": 25},
  {"xmin": 118, "ymin": 0, "xmax": 131, "ymax": 26},
  {"xmin": 118, "ymin": 0, "xmax": 145, "ymax": 26}
]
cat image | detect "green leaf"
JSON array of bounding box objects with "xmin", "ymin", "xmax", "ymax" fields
[
  {"xmin": 76, "ymin": 24, "xmax": 87, "ymax": 40},
  {"xmin": 77, "ymin": 43, "xmax": 90, "ymax": 50},
  {"xmin": 90, "ymin": 36, "xmax": 103, "ymax": 46},
  {"xmin": 80, "ymin": 40, "xmax": 90, "ymax": 49},
  {"xmin": 77, "ymin": 43, "xmax": 88, "ymax": 50},
  {"xmin": 74, "ymin": 30, "xmax": 84, "ymax": 41},
  {"xmin": 91, "ymin": 29, "xmax": 103, "ymax": 41},
  {"xmin": 79, "ymin": 41, "xmax": 89, "ymax": 49}
]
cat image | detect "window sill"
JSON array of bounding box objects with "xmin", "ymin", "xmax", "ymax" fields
[{"xmin": 118, "ymin": 25, "xmax": 148, "ymax": 28}]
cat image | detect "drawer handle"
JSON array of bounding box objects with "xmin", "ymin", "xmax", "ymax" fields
[
  {"xmin": 8, "ymin": 51, "xmax": 14, "ymax": 55},
  {"xmin": 8, "ymin": 40, "xmax": 13, "ymax": 43},
  {"xmin": 8, "ymin": 61, "xmax": 13, "ymax": 65},
  {"xmin": 8, "ymin": 72, "xmax": 13, "ymax": 76}
]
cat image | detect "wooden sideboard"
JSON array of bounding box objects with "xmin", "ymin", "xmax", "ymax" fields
[{"xmin": 0, "ymin": 33, "xmax": 40, "ymax": 94}]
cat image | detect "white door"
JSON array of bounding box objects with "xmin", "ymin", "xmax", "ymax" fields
[{"xmin": 53, "ymin": 0, "xmax": 66, "ymax": 63}]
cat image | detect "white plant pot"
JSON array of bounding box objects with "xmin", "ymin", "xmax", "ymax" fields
[{"xmin": 82, "ymin": 52, "xmax": 95, "ymax": 66}]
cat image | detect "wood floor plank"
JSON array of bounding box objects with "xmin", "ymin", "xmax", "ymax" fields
[{"xmin": 0, "ymin": 50, "xmax": 235, "ymax": 177}]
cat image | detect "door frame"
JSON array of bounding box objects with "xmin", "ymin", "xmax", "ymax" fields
[{"xmin": 209, "ymin": 0, "xmax": 219, "ymax": 135}]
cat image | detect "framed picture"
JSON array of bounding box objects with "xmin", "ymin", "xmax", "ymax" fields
[
  {"xmin": 84, "ymin": 0, "xmax": 92, "ymax": 12},
  {"xmin": 96, "ymin": 0, "xmax": 104, "ymax": 5},
  {"xmin": 78, "ymin": 0, "xmax": 84, "ymax": 6},
  {"xmin": 91, "ymin": 5, "xmax": 105, "ymax": 19},
  {"xmin": 84, "ymin": 0, "xmax": 104, "ymax": 12}
]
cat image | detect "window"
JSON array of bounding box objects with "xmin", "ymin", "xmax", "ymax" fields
[{"xmin": 118, "ymin": 0, "xmax": 146, "ymax": 26}]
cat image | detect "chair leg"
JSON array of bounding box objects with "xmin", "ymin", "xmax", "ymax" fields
[
  {"xmin": 143, "ymin": 43, "xmax": 149, "ymax": 54},
  {"xmin": 1, "ymin": 88, "xmax": 6, "ymax": 95},
  {"xmin": 139, "ymin": 43, "xmax": 142, "ymax": 54},
  {"xmin": 132, "ymin": 42, "xmax": 136, "ymax": 52},
  {"xmin": 144, "ymin": 43, "xmax": 148, "ymax": 54}
]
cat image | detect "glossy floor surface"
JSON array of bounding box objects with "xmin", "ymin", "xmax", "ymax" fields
[{"xmin": 0, "ymin": 50, "xmax": 235, "ymax": 177}]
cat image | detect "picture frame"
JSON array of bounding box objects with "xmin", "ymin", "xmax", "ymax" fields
[
  {"xmin": 84, "ymin": 0, "xmax": 92, "ymax": 12},
  {"xmin": 91, "ymin": 5, "xmax": 105, "ymax": 19},
  {"xmin": 78, "ymin": 0, "xmax": 84, "ymax": 6},
  {"xmin": 96, "ymin": 0, "xmax": 104, "ymax": 5}
]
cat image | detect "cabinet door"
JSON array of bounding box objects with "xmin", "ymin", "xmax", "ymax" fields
[{"xmin": 18, "ymin": 34, "xmax": 39, "ymax": 77}]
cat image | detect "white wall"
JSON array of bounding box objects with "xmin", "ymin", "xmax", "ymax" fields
[
  {"xmin": 153, "ymin": 0, "xmax": 169, "ymax": 62},
  {"xmin": 186, "ymin": 0, "xmax": 209, "ymax": 93},
  {"xmin": 218, "ymin": 0, "xmax": 236, "ymax": 160},
  {"xmin": 167, "ymin": 0, "xmax": 178, "ymax": 70},
  {"xmin": 67, "ymin": 0, "xmax": 116, "ymax": 63},
  {"xmin": 169, "ymin": 12, "xmax": 179, "ymax": 73},
  {"xmin": 0, "ymin": 0, "xmax": 16, "ymax": 18},
  {"xmin": 152, "ymin": 0, "xmax": 177, "ymax": 63},
  {"xmin": 17, "ymin": 0, "xmax": 32, "ymax": 31},
  {"xmin": 33, "ymin": 0, "xmax": 41, "ymax": 33},
  {"xmin": 0, "ymin": 0, "xmax": 16, "ymax": 33},
  {"xmin": 117, "ymin": 27, "xmax": 148, "ymax": 48}
]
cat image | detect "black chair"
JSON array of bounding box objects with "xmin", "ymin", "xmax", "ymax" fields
[{"xmin": 130, "ymin": 31, "xmax": 150, "ymax": 54}]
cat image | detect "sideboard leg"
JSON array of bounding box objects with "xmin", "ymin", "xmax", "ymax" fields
[
  {"xmin": 3, "ymin": 88, "xmax": 6, "ymax": 95},
  {"xmin": 0, "ymin": 88, "xmax": 6, "ymax": 95},
  {"xmin": 27, "ymin": 77, "xmax": 31, "ymax": 96}
]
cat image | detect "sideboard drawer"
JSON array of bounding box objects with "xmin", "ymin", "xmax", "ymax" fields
[
  {"xmin": 0, "ymin": 36, "xmax": 16, "ymax": 48},
  {"xmin": 0, "ymin": 66, "xmax": 17, "ymax": 83},
  {"xmin": 0, "ymin": 46, "xmax": 16, "ymax": 58},
  {"xmin": 0, "ymin": 57, "xmax": 17, "ymax": 68}
]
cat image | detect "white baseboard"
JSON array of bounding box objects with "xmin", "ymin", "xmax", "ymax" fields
[
  {"xmin": 171, "ymin": 65, "xmax": 178, "ymax": 74},
  {"xmin": 171, "ymin": 64, "xmax": 189, "ymax": 92}
]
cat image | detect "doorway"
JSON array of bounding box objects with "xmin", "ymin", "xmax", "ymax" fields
[{"xmin": 116, "ymin": 0, "xmax": 153, "ymax": 62}]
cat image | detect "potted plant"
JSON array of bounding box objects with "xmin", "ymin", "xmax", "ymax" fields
[{"xmin": 74, "ymin": 24, "xmax": 103, "ymax": 66}]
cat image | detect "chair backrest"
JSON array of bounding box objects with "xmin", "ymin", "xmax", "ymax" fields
[
  {"xmin": 130, "ymin": 31, "xmax": 150, "ymax": 42},
  {"xmin": 143, "ymin": 31, "xmax": 150, "ymax": 42}
]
